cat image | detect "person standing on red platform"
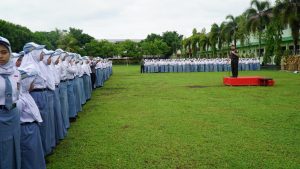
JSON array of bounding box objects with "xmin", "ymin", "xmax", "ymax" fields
[{"xmin": 229, "ymin": 44, "xmax": 239, "ymax": 77}]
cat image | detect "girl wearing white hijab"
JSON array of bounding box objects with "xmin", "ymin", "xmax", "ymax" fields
[
  {"xmin": 50, "ymin": 52, "xmax": 66, "ymax": 142},
  {"xmin": 64, "ymin": 53, "xmax": 77, "ymax": 121},
  {"xmin": 57, "ymin": 51, "xmax": 70, "ymax": 130},
  {"xmin": 20, "ymin": 42, "xmax": 52, "ymax": 156},
  {"xmin": 82, "ymin": 57, "xmax": 92, "ymax": 101},
  {"xmin": 0, "ymin": 36, "xmax": 21, "ymax": 169},
  {"xmin": 78, "ymin": 59, "xmax": 86, "ymax": 105},
  {"xmin": 17, "ymin": 65, "xmax": 46, "ymax": 169},
  {"xmin": 95, "ymin": 58, "xmax": 101, "ymax": 88},
  {"xmin": 41, "ymin": 49, "xmax": 56, "ymax": 151},
  {"xmin": 72, "ymin": 55, "xmax": 82, "ymax": 115}
]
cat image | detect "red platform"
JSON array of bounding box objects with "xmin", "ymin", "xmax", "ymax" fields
[{"xmin": 223, "ymin": 76, "xmax": 275, "ymax": 86}]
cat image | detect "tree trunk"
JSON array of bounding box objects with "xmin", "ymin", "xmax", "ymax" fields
[
  {"xmin": 291, "ymin": 23, "xmax": 299, "ymax": 55},
  {"xmin": 259, "ymin": 32, "xmax": 262, "ymax": 59},
  {"xmin": 234, "ymin": 38, "xmax": 237, "ymax": 47}
]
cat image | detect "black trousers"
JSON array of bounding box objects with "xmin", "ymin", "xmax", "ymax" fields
[
  {"xmin": 141, "ymin": 65, "xmax": 144, "ymax": 73},
  {"xmin": 91, "ymin": 73, "xmax": 96, "ymax": 89},
  {"xmin": 231, "ymin": 59, "xmax": 239, "ymax": 77}
]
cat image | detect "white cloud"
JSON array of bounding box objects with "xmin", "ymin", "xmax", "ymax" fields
[{"xmin": 0, "ymin": 0, "xmax": 276, "ymax": 39}]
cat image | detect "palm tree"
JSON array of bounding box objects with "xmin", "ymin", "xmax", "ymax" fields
[
  {"xmin": 218, "ymin": 22, "xmax": 229, "ymax": 56},
  {"xmin": 274, "ymin": 0, "xmax": 300, "ymax": 54},
  {"xmin": 246, "ymin": 0, "xmax": 271, "ymax": 58},
  {"xmin": 224, "ymin": 15, "xmax": 238, "ymax": 47},
  {"xmin": 182, "ymin": 38, "xmax": 192, "ymax": 58},
  {"xmin": 236, "ymin": 14, "xmax": 251, "ymax": 47},
  {"xmin": 191, "ymin": 28, "xmax": 200, "ymax": 57},
  {"xmin": 210, "ymin": 23, "xmax": 221, "ymax": 57},
  {"xmin": 221, "ymin": 21, "xmax": 233, "ymax": 54},
  {"xmin": 200, "ymin": 33, "xmax": 210, "ymax": 57}
]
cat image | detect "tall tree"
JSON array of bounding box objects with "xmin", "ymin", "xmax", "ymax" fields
[
  {"xmin": 117, "ymin": 40, "xmax": 141, "ymax": 58},
  {"xmin": 33, "ymin": 29, "xmax": 61, "ymax": 50},
  {"xmin": 274, "ymin": 0, "xmax": 300, "ymax": 54},
  {"xmin": 191, "ymin": 28, "xmax": 201, "ymax": 57},
  {"xmin": 221, "ymin": 21, "xmax": 232, "ymax": 51},
  {"xmin": 57, "ymin": 34, "xmax": 80, "ymax": 53},
  {"xmin": 217, "ymin": 22, "xmax": 228, "ymax": 53},
  {"xmin": 246, "ymin": 0, "xmax": 271, "ymax": 58},
  {"xmin": 68, "ymin": 27, "xmax": 94, "ymax": 47},
  {"xmin": 85, "ymin": 40, "xmax": 118, "ymax": 57},
  {"xmin": 162, "ymin": 31, "xmax": 183, "ymax": 58},
  {"xmin": 141, "ymin": 39, "xmax": 169, "ymax": 57},
  {"xmin": 224, "ymin": 15, "xmax": 239, "ymax": 47},
  {"xmin": 0, "ymin": 19, "xmax": 34, "ymax": 52},
  {"xmin": 182, "ymin": 38, "xmax": 192, "ymax": 58},
  {"xmin": 199, "ymin": 29, "xmax": 210, "ymax": 57},
  {"xmin": 236, "ymin": 14, "xmax": 251, "ymax": 47},
  {"xmin": 210, "ymin": 23, "xmax": 222, "ymax": 57},
  {"xmin": 144, "ymin": 33, "xmax": 162, "ymax": 42}
]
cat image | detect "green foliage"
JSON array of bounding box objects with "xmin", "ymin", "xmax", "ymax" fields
[
  {"xmin": 142, "ymin": 33, "xmax": 171, "ymax": 57},
  {"xmin": 274, "ymin": 0, "xmax": 300, "ymax": 54},
  {"xmin": 283, "ymin": 49, "xmax": 292, "ymax": 56},
  {"xmin": 140, "ymin": 39, "xmax": 170, "ymax": 57},
  {"xmin": 236, "ymin": 14, "xmax": 250, "ymax": 47},
  {"xmin": 182, "ymin": 37, "xmax": 192, "ymax": 58},
  {"xmin": 162, "ymin": 31, "xmax": 183, "ymax": 58},
  {"xmin": 69, "ymin": 27, "xmax": 94, "ymax": 46},
  {"xmin": 209, "ymin": 23, "xmax": 220, "ymax": 56},
  {"xmin": 33, "ymin": 30, "xmax": 61, "ymax": 50},
  {"xmin": 271, "ymin": 11, "xmax": 284, "ymax": 66},
  {"xmin": 57, "ymin": 34, "xmax": 79, "ymax": 52},
  {"xmin": 263, "ymin": 24, "xmax": 275, "ymax": 64},
  {"xmin": 190, "ymin": 29, "xmax": 201, "ymax": 57},
  {"xmin": 0, "ymin": 20, "xmax": 93, "ymax": 55},
  {"xmin": 0, "ymin": 19, "xmax": 183, "ymax": 59},
  {"xmin": 85, "ymin": 40, "xmax": 118, "ymax": 58},
  {"xmin": 144, "ymin": 33, "xmax": 162, "ymax": 42},
  {"xmin": 199, "ymin": 31, "xmax": 210, "ymax": 55},
  {"xmin": 117, "ymin": 40, "xmax": 141, "ymax": 58},
  {"xmin": 0, "ymin": 19, "xmax": 34, "ymax": 52},
  {"xmin": 224, "ymin": 15, "xmax": 239, "ymax": 46},
  {"xmin": 246, "ymin": 0, "xmax": 271, "ymax": 58}
]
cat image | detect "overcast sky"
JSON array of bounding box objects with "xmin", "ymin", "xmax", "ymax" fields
[{"xmin": 1, "ymin": 0, "xmax": 275, "ymax": 39}]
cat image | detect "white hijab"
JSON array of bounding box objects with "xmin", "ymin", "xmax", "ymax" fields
[
  {"xmin": 20, "ymin": 49, "xmax": 46, "ymax": 80},
  {"xmin": 50, "ymin": 54, "xmax": 60, "ymax": 84},
  {"xmin": 17, "ymin": 65, "xmax": 43, "ymax": 123},
  {"xmin": 41, "ymin": 52, "xmax": 55, "ymax": 90}
]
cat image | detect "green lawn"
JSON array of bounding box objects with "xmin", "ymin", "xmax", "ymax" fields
[{"xmin": 47, "ymin": 66, "xmax": 300, "ymax": 169}]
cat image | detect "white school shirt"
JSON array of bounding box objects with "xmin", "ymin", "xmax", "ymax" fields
[
  {"xmin": 82, "ymin": 64, "xmax": 91, "ymax": 76},
  {"xmin": 95, "ymin": 62, "xmax": 101, "ymax": 69},
  {"xmin": 0, "ymin": 68, "xmax": 20, "ymax": 105},
  {"xmin": 50, "ymin": 64, "xmax": 60, "ymax": 85},
  {"xmin": 66, "ymin": 64, "xmax": 76, "ymax": 80},
  {"xmin": 77, "ymin": 64, "xmax": 84, "ymax": 77},
  {"xmin": 60, "ymin": 61, "xmax": 68, "ymax": 81}
]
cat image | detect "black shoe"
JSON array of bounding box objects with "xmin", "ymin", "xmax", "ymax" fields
[{"xmin": 69, "ymin": 117, "xmax": 77, "ymax": 123}]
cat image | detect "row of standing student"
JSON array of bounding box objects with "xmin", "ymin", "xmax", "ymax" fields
[
  {"xmin": 141, "ymin": 58, "xmax": 261, "ymax": 73},
  {"xmin": 0, "ymin": 36, "xmax": 113, "ymax": 169}
]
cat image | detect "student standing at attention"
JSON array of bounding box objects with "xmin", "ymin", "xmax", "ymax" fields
[{"xmin": 0, "ymin": 36, "xmax": 21, "ymax": 169}]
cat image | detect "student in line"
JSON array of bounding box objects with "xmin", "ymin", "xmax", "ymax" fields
[
  {"xmin": 0, "ymin": 36, "xmax": 21, "ymax": 169},
  {"xmin": 17, "ymin": 65, "xmax": 46, "ymax": 169}
]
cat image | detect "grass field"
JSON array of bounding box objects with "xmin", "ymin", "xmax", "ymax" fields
[{"xmin": 47, "ymin": 66, "xmax": 300, "ymax": 169}]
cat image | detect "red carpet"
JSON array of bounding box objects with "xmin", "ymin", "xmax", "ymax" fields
[{"xmin": 223, "ymin": 76, "xmax": 275, "ymax": 86}]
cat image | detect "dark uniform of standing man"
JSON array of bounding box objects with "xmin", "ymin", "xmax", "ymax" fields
[
  {"xmin": 140, "ymin": 59, "xmax": 145, "ymax": 73},
  {"xmin": 230, "ymin": 45, "xmax": 239, "ymax": 77},
  {"xmin": 90, "ymin": 60, "xmax": 97, "ymax": 89}
]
